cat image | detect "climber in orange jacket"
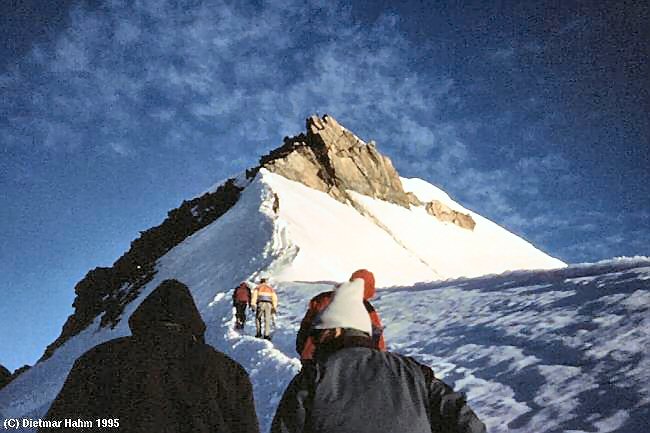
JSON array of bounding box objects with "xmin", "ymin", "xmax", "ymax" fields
[
  {"xmin": 296, "ymin": 269, "xmax": 386, "ymax": 362},
  {"xmin": 251, "ymin": 278, "xmax": 278, "ymax": 340}
]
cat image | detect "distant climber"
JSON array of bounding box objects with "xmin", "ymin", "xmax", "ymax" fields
[
  {"xmin": 251, "ymin": 277, "xmax": 278, "ymax": 340},
  {"xmin": 272, "ymin": 278, "xmax": 486, "ymax": 433},
  {"xmin": 232, "ymin": 281, "xmax": 252, "ymax": 330},
  {"xmin": 40, "ymin": 279, "xmax": 260, "ymax": 433},
  {"xmin": 296, "ymin": 269, "xmax": 386, "ymax": 362}
]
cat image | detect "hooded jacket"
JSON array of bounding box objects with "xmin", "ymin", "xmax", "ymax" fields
[
  {"xmin": 40, "ymin": 279, "xmax": 260, "ymax": 433},
  {"xmin": 273, "ymin": 335, "xmax": 486, "ymax": 433}
]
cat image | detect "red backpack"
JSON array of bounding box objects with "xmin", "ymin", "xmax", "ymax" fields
[{"xmin": 233, "ymin": 284, "xmax": 251, "ymax": 303}]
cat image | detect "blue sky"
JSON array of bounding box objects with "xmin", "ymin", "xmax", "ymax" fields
[{"xmin": 1, "ymin": 0, "xmax": 648, "ymax": 371}]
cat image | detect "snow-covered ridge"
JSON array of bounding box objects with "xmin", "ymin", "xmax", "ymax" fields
[
  {"xmin": 261, "ymin": 170, "xmax": 565, "ymax": 283},
  {"xmin": 1, "ymin": 169, "xmax": 648, "ymax": 432},
  {"xmin": 1, "ymin": 169, "xmax": 566, "ymax": 404},
  {"xmin": 33, "ymin": 114, "xmax": 565, "ymax": 368},
  {"xmin": 194, "ymin": 170, "xmax": 252, "ymax": 199},
  {"xmin": 393, "ymin": 176, "xmax": 566, "ymax": 277}
]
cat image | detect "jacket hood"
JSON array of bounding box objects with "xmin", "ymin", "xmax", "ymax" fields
[
  {"xmin": 350, "ymin": 269, "xmax": 375, "ymax": 299},
  {"xmin": 128, "ymin": 279, "xmax": 206, "ymax": 339},
  {"xmin": 314, "ymin": 279, "xmax": 372, "ymax": 335}
]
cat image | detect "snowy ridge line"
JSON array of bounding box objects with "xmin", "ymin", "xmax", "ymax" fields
[
  {"xmin": 258, "ymin": 184, "xmax": 300, "ymax": 279},
  {"xmin": 193, "ymin": 170, "xmax": 252, "ymax": 199},
  {"xmin": 1, "ymin": 176, "xmax": 287, "ymax": 428}
]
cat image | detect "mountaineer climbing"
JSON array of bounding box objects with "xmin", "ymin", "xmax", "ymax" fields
[
  {"xmin": 251, "ymin": 277, "xmax": 278, "ymax": 340},
  {"xmin": 296, "ymin": 269, "xmax": 386, "ymax": 362},
  {"xmin": 232, "ymin": 281, "xmax": 252, "ymax": 330},
  {"xmin": 272, "ymin": 278, "xmax": 486, "ymax": 433}
]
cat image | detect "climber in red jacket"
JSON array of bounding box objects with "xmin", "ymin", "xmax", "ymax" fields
[
  {"xmin": 296, "ymin": 269, "xmax": 386, "ymax": 362},
  {"xmin": 232, "ymin": 282, "xmax": 252, "ymax": 330}
]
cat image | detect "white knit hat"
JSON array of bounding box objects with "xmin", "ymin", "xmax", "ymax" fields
[{"xmin": 313, "ymin": 279, "xmax": 372, "ymax": 335}]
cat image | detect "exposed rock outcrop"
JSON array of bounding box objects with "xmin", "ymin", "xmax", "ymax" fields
[
  {"xmin": 425, "ymin": 200, "xmax": 476, "ymax": 230},
  {"xmin": 0, "ymin": 365, "xmax": 31, "ymax": 390},
  {"xmin": 258, "ymin": 115, "xmax": 414, "ymax": 208},
  {"xmin": 11, "ymin": 365, "xmax": 30, "ymax": 379},
  {"xmin": 0, "ymin": 364, "xmax": 10, "ymax": 390},
  {"xmin": 41, "ymin": 180, "xmax": 243, "ymax": 361},
  {"xmin": 258, "ymin": 115, "xmax": 475, "ymax": 230}
]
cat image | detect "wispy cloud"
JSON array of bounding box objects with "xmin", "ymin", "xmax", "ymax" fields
[
  {"xmin": 0, "ymin": 0, "xmax": 485, "ymax": 179},
  {"xmin": 517, "ymin": 154, "xmax": 570, "ymax": 172},
  {"xmin": 489, "ymin": 47, "xmax": 515, "ymax": 62},
  {"xmin": 1, "ymin": 0, "xmax": 641, "ymax": 264},
  {"xmin": 108, "ymin": 142, "xmax": 133, "ymax": 157}
]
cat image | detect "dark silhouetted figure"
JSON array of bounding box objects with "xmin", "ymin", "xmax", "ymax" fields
[{"xmin": 40, "ymin": 279, "xmax": 260, "ymax": 433}]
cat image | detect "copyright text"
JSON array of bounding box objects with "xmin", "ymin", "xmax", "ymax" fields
[{"xmin": 3, "ymin": 418, "xmax": 120, "ymax": 429}]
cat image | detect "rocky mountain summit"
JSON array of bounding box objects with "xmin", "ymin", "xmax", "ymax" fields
[
  {"xmin": 258, "ymin": 115, "xmax": 475, "ymax": 229},
  {"xmin": 39, "ymin": 114, "xmax": 474, "ymax": 368}
]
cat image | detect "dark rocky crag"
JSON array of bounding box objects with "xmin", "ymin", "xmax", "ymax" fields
[
  {"xmin": 37, "ymin": 114, "xmax": 473, "ymax": 370},
  {"xmin": 256, "ymin": 115, "xmax": 416, "ymax": 207},
  {"xmin": 0, "ymin": 365, "xmax": 11, "ymax": 390},
  {"xmin": 0, "ymin": 365, "xmax": 30, "ymax": 391}
]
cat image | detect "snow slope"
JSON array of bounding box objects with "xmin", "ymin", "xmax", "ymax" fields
[
  {"xmin": 360, "ymin": 176, "xmax": 567, "ymax": 277},
  {"xmin": 261, "ymin": 170, "xmax": 439, "ymax": 283},
  {"xmin": 377, "ymin": 259, "xmax": 650, "ymax": 433},
  {"xmin": 6, "ymin": 171, "xmax": 645, "ymax": 432},
  {"xmin": 264, "ymin": 170, "xmax": 564, "ymax": 282}
]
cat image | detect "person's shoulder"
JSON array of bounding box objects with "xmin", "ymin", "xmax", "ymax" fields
[
  {"xmin": 79, "ymin": 337, "xmax": 132, "ymax": 360},
  {"xmin": 199, "ymin": 344, "xmax": 248, "ymax": 373},
  {"xmin": 311, "ymin": 290, "xmax": 334, "ymax": 303},
  {"xmin": 376, "ymin": 351, "xmax": 435, "ymax": 379},
  {"xmin": 68, "ymin": 337, "xmax": 132, "ymax": 373}
]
